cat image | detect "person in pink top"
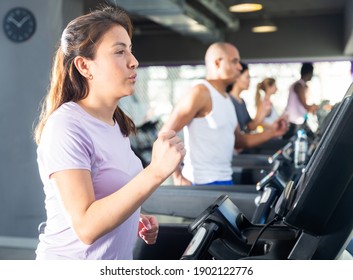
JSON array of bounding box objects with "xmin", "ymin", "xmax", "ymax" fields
[
  {"xmin": 33, "ymin": 6, "xmax": 185, "ymax": 260},
  {"xmin": 284, "ymin": 63, "xmax": 319, "ymax": 136}
]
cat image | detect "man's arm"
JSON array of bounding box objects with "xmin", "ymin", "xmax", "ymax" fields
[
  {"xmin": 162, "ymin": 84, "xmax": 210, "ymax": 132},
  {"xmin": 235, "ymin": 115, "xmax": 288, "ymax": 150},
  {"xmin": 161, "ymin": 84, "xmax": 211, "ymax": 185}
]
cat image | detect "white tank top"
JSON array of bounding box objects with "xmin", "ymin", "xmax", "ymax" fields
[
  {"xmin": 285, "ymin": 79, "xmax": 307, "ymax": 124},
  {"xmin": 182, "ymin": 80, "xmax": 238, "ymax": 184}
]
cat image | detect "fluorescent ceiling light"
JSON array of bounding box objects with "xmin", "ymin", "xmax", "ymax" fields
[
  {"xmin": 252, "ymin": 25, "xmax": 277, "ymax": 33},
  {"xmin": 229, "ymin": 3, "xmax": 263, "ymax": 13},
  {"xmin": 252, "ymin": 19, "xmax": 278, "ymax": 33}
]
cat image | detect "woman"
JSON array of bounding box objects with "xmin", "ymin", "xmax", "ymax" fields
[
  {"xmin": 33, "ymin": 6, "xmax": 185, "ymax": 260},
  {"xmin": 228, "ymin": 62, "xmax": 271, "ymax": 132},
  {"xmin": 255, "ymin": 78, "xmax": 279, "ymax": 129}
]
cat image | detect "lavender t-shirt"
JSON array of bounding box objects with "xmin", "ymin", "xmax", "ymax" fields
[{"xmin": 36, "ymin": 102, "xmax": 143, "ymax": 260}]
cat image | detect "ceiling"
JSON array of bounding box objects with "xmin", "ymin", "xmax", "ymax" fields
[
  {"xmin": 87, "ymin": 0, "xmax": 346, "ymax": 37},
  {"xmin": 83, "ymin": 0, "xmax": 353, "ymax": 64}
]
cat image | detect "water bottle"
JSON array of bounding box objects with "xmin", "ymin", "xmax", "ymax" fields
[{"xmin": 294, "ymin": 129, "xmax": 308, "ymax": 169}]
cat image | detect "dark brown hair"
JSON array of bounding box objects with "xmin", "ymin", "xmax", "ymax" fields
[{"xmin": 34, "ymin": 6, "xmax": 135, "ymax": 144}]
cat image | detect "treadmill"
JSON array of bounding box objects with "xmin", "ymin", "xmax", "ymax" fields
[{"xmin": 181, "ymin": 83, "xmax": 353, "ymax": 260}]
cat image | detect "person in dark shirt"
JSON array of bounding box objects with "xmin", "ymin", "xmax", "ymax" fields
[{"xmin": 228, "ymin": 62, "xmax": 271, "ymax": 132}]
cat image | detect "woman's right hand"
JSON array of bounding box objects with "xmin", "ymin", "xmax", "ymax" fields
[{"xmin": 149, "ymin": 130, "xmax": 186, "ymax": 181}]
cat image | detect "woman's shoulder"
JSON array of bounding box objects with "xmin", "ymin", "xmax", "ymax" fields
[
  {"xmin": 231, "ymin": 96, "xmax": 246, "ymax": 108},
  {"xmin": 49, "ymin": 102, "xmax": 83, "ymax": 124},
  {"xmin": 45, "ymin": 102, "xmax": 88, "ymax": 135},
  {"xmin": 53, "ymin": 101, "xmax": 80, "ymax": 115}
]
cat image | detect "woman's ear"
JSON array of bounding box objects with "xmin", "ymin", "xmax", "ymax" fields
[{"xmin": 73, "ymin": 56, "xmax": 92, "ymax": 79}]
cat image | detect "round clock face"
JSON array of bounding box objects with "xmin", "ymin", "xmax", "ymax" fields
[{"xmin": 3, "ymin": 7, "xmax": 36, "ymax": 43}]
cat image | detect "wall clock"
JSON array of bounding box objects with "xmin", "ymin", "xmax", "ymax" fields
[{"xmin": 3, "ymin": 7, "xmax": 36, "ymax": 43}]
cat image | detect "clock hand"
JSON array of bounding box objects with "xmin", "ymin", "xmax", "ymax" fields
[
  {"xmin": 7, "ymin": 16, "xmax": 21, "ymax": 28},
  {"xmin": 18, "ymin": 16, "xmax": 30, "ymax": 27}
]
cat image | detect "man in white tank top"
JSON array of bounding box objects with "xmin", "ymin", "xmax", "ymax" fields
[{"xmin": 162, "ymin": 42, "xmax": 288, "ymax": 185}]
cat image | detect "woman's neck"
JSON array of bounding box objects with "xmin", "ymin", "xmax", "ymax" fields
[
  {"xmin": 77, "ymin": 97, "xmax": 116, "ymax": 126},
  {"xmin": 229, "ymin": 86, "xmax": 242, "ymax": 101},
  {"xmin": 264, "ymin": 92, "xmax": 271, "ymax": 100}
]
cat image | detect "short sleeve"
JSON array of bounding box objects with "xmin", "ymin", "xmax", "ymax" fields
[{"xmin": 37, "ymin": 114, "xmax": 93, "ymax": 178}]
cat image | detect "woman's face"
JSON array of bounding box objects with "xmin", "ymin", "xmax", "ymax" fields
[
  {"xmin": 88, "ymin": 25, "xmax": 139, "ymax": 101},
  {"xmin": 268, "ymin": 83, "xmax": 277, "ymax": 95},
  {"xmin": 237, "ymin": 69, "xmax": 250, "ymax": 91}
]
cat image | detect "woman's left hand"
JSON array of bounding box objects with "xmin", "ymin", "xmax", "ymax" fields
[{"xmin": 138, "ymin": 214, "xmax": 159, "ymax": 245}]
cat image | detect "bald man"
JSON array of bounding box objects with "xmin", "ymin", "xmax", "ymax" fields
[{"xmin": 162, "ymin": 42, "xmax": 288, "ymax": 185}]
